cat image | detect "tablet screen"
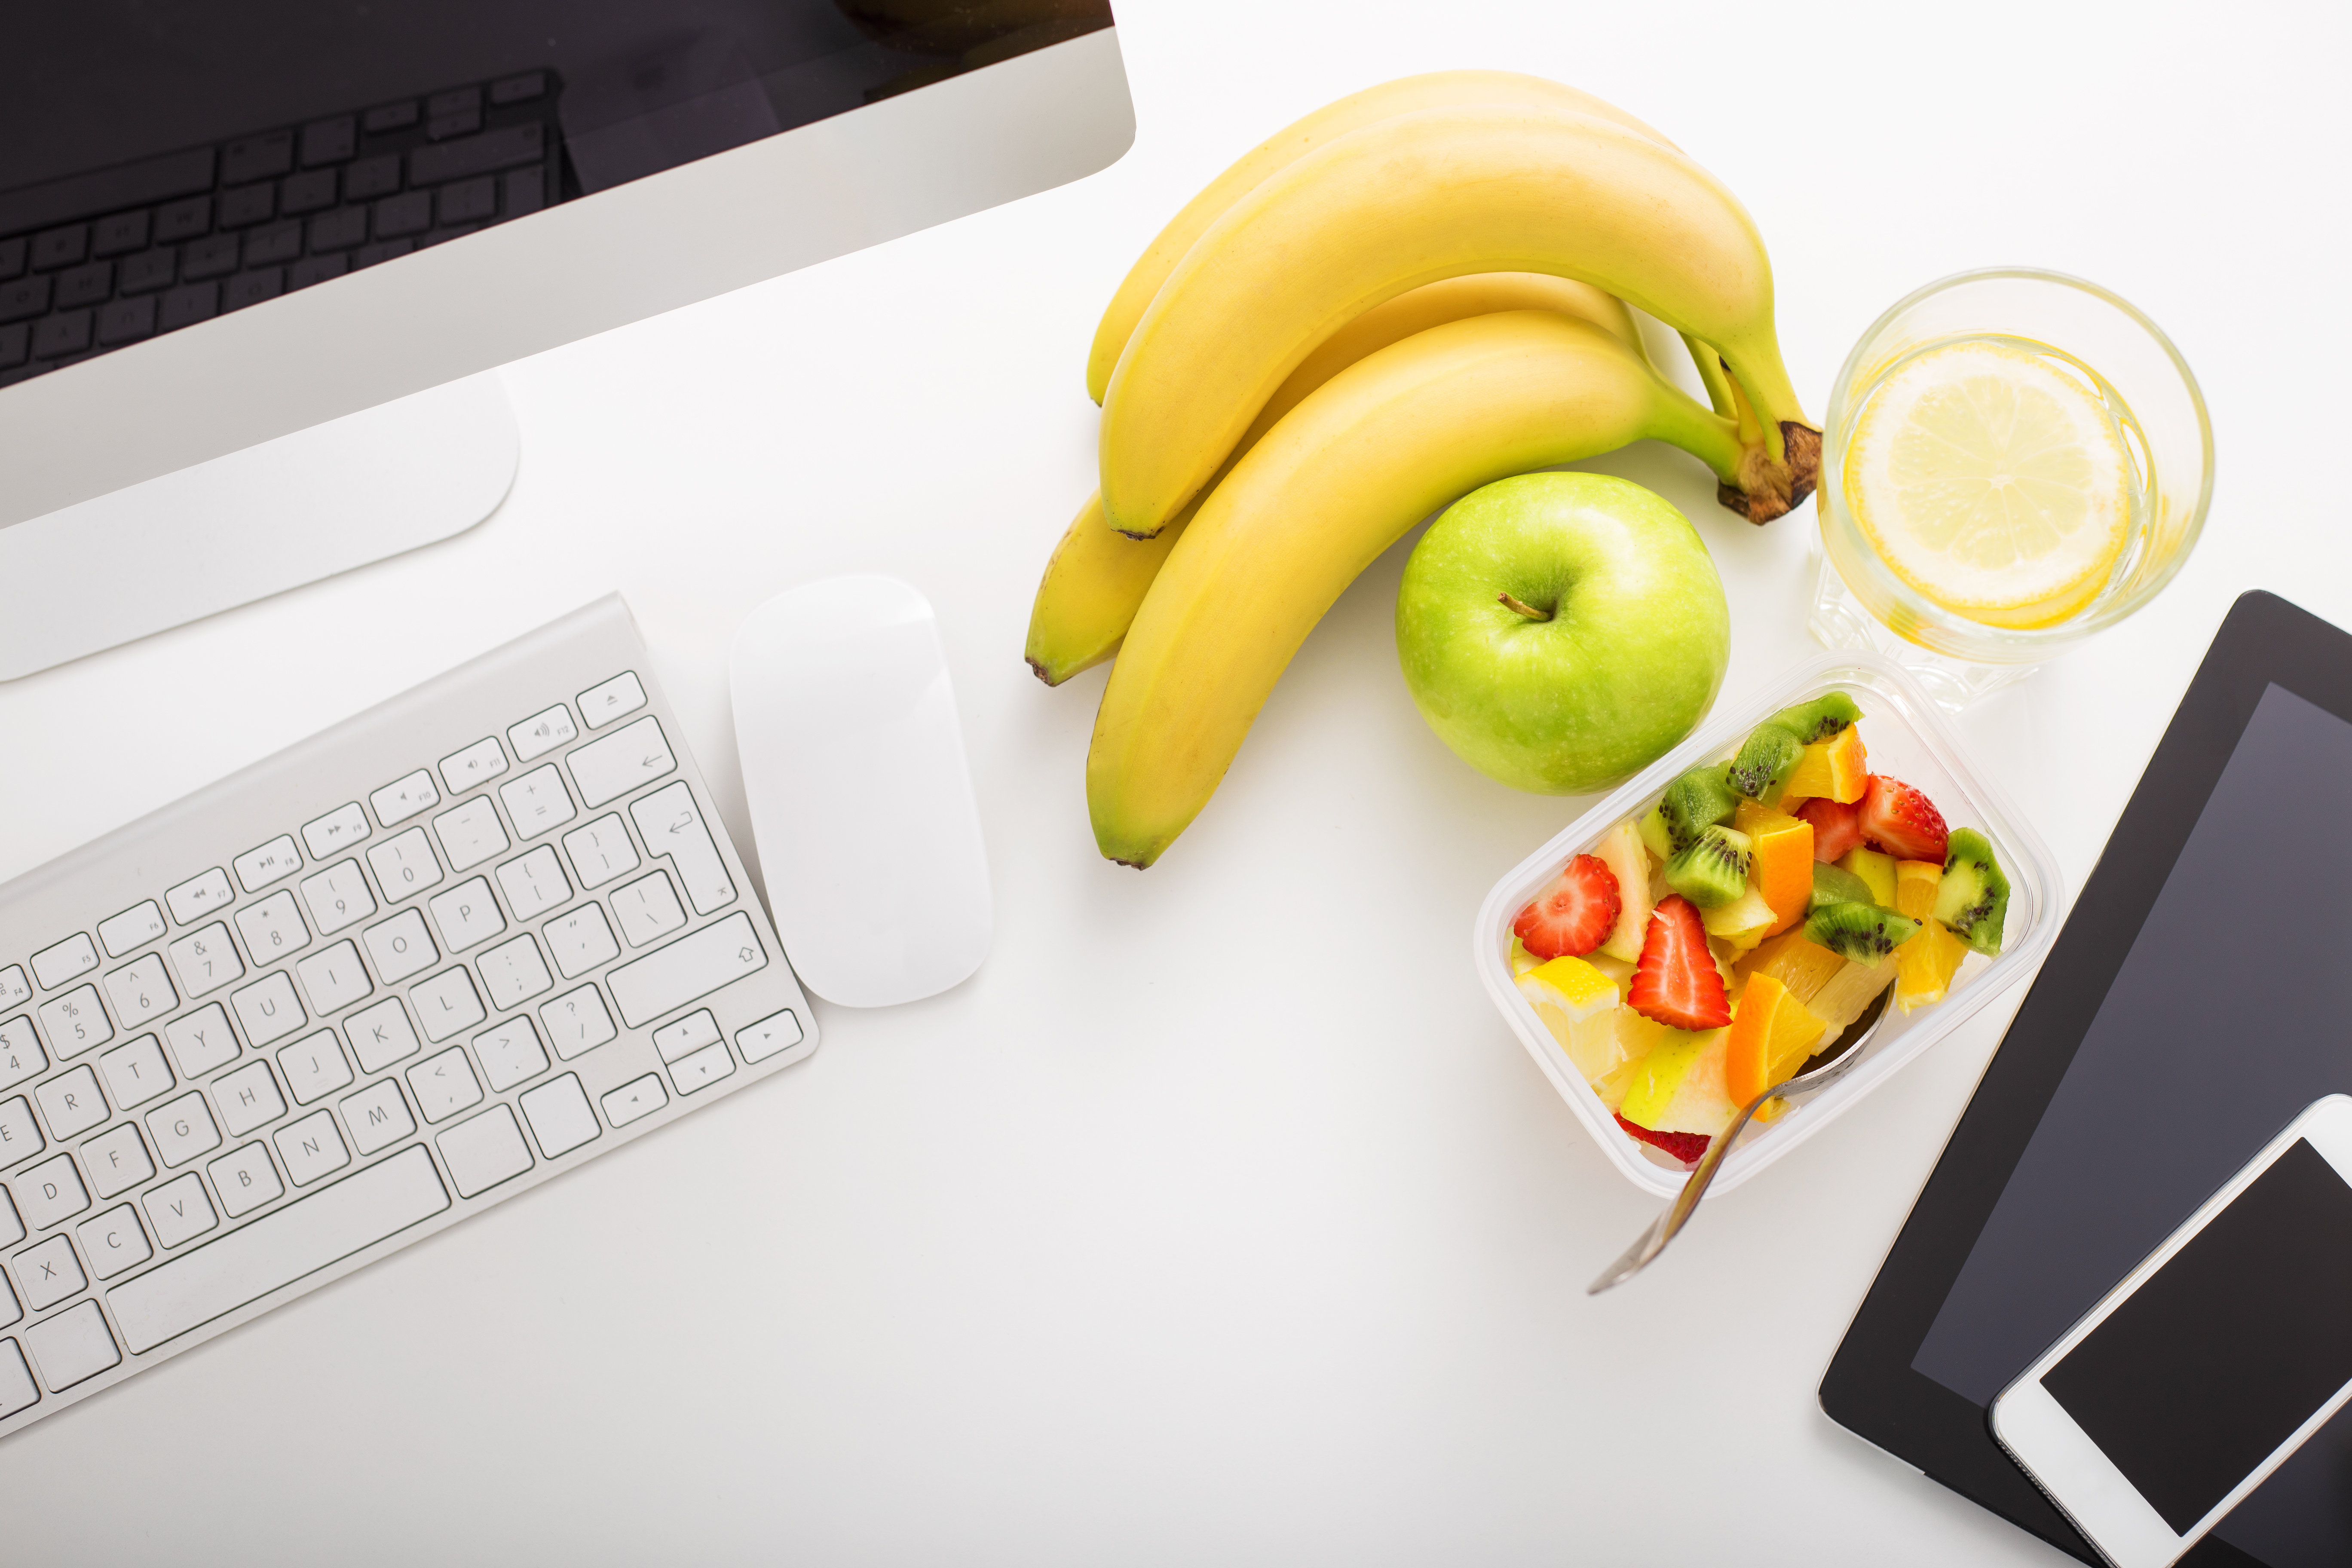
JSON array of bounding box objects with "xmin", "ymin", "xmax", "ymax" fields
[{"xmin": 2041, "ymin": 1139, "xmax": 2352, "ymax": 1534}]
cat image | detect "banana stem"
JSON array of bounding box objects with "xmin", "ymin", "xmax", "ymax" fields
[
  {"xmin": 1680, "ymin": 332, "xmax": 1738, "ymax": 420},
  {"xmin": 1498, "ymin": 592, "xmax": 1552, "ymax": 622}
]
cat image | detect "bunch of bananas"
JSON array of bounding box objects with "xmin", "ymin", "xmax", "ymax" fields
[{"xmin": 1026, "ymin": 72, "xmax": 1817, "ymax": 869}]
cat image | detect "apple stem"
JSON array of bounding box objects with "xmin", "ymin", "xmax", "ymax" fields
[{"xmin": 1497, "ymin": 592, "xmax": 1552, "ymax": 623}]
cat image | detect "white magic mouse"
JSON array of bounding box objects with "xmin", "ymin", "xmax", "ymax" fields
[{"xmin": 730, "ymin": 576, "xmax": 993, "ymax": 1008}]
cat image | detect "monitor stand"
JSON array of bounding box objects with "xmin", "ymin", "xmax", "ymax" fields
[{"xmin": 0, "ymin": 372, "xmax": 518, "ymax": 682}]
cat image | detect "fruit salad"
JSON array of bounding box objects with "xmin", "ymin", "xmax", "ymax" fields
[{"xmin": 1506, "ymin": 693, "xmax": 2010, "ymax": 1167}]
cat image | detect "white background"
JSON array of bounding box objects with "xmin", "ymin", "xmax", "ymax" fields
[{"xmin": 3, "ymin": 2, "xmax": 2348, "ymax": 1562}]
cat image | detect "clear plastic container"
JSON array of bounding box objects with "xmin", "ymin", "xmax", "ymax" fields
[{"xmin": 1473, "ymin": 650, "xmax": 2064, "ymax": 1200}]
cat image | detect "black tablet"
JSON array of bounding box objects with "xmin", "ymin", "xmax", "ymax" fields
[{"xmin": 1822, "ymin": 591, "xmax": 2352, "ymax": 1568}]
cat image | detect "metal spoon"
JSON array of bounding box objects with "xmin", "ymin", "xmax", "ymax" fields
[{"xmin": 1586, "ymin": 986, "xmax": 1894, "ymax": 1295}]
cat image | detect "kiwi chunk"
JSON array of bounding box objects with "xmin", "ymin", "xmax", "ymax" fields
[
  {"xmin": 1804, "ymin": 900, "xmax": 1919, "ymax": 964},
  {"xmin": 1726, "ymin": 723, "xmax": 1804, "ymax": 802},
  {"xmin": 1767, "ymin": 692, "xmax": 1864, "ymax": 744},
  {"xmin": 1664, "ymin": 825, "xmax": 1752, "ymax": 910},
  {"xmin": 1933, "ymin": 827, "xmax": 2009, "ymax": 955},
  {"xmin": 1809, "ymin": 862, "xmax": 1878, "ymax": 913},
  {"xmin": 1658, "ymin": 766, "xmax": 1740, "ymax": 854},
  {"xmin": 1637, "ymin": 805, "xmax": 1675, "ymax": 864}
]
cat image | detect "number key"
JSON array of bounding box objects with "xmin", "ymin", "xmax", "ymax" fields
[
  {"xmin": 234, "ymin": 889, "xmax": 312, "ymax": 961},
  {"xmin": 37, "ymin": 984, "xmax": 113, "ymax": 1059},
  {"xmin": 297, "ymin": 859, "xmax": 378, "ymax": 936},
  {"xmin": 167, "ymin": 922, "xmax": 246, "ymax": 998},
  {"xmin": 366, "ymin": 826, "xmax": 444, "ymax": 901}
]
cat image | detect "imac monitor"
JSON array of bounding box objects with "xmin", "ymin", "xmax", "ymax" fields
[{"xmin": 0, "ymin": 1, "xmax": 1135, "ymax": 677}]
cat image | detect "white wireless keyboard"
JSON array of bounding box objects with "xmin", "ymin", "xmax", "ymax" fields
[{"xmin": 0, "ymin": 595, "xmax": 817, "ymax": 1438}]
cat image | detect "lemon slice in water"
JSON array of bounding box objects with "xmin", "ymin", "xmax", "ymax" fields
[{"xmin": 1845, "ymin": 337, "xmax": 2135, "ymax": 628}]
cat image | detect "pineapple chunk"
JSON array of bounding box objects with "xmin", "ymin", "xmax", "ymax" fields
[
  {"xmin": 1809, "ymin": 955, "xmax": 1898, "ymax": 1035},
  {"xmin": 1591, "ymin": 821, "xmax": 1654, "ymax": 964},
  {"xmin": 1700, "ymin": 884, "xmax": 1777, "ymax": 950},
  {"xmin": 1516, "ymin": 956, "xmax": 1622, "ymax": 1079},
  {"xmin": 1735, "ymin": 928, "xmax": 1847, "ymax": 1005}
]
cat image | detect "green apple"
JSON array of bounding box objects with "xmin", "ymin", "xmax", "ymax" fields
[{"xmin": 1395, "ymin": 472, "xmax": 1729, "ymax": 794}]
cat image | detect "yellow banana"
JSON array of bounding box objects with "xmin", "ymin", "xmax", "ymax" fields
[
  {"xmin": 1085, "ymin": 71, "xmax": 1676, "ymax": 404},
  {"xmin": 1099, "ymin": 104, "xmax": 1816, "ymax": 543},
  {"xmin": 1087, "ymin": 310, "xmax": 1743, "ymax": 867},
  {"xmin": 1027, "ymin": 275, "xmax": 1641, "ymax": 686}
]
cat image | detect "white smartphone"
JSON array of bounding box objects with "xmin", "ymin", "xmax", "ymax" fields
[{"xmin": 1990, "ymin": 1093, "xmax": 2352, "ymax": 1567}]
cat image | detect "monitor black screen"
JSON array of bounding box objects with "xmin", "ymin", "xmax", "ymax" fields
[{"xmin": 2041, "ymin": 1139, "xmax": 2352, "ymax": 1535}]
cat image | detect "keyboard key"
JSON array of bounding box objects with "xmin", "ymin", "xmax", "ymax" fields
[
  {"xmin": 115, "ymin": 1145, "xmax": 450, "ymax": 1355},
  {"xmin": 31, "ymin": 933, "xmax": 99, "ymax": 989},
  {"xmin": 427, "ymin": 105, "xmax": 484, "ymax": 142},
  {"xmin": 0, "ymin": 967, "xmax": 29, "ymax": 1009},
  {"xmin": 96, "ymin": 294, "xmax": 159, "ymax": 346},
  {"xmin": 92, "ymin": 210, "xmax": 150, "ymax": 256},
  {"xmin": 671, "ymin": 1041, "xmax": 736, "ymax": 1095},
  {"xmin": 166, "ymin": 922, "xmax": 243, "ymax": 999},
  {"xmin": 308, "ymin": 208, "xmax": 368, "ymax": 251},
  {"xmin": 102, "ymin": 953, "xmax": 176, "ymax": 1029},
  {"xmin": 222, "ymin": 129, "xmax": 294, "ymax": 185},
  {"xmin": 437, "ymin": 1104, "xmax": 530, "ymax": 1198},
  {"xmin": 235, "ymin": 888, "xmax": 311, "ymax": 964},
  {"xmin": 0, "ymin": 1096, "xmax": 43, "ymax": 1166},
  {"xmin": 542, "ymin": 903, "xmax": 619, "ymax": 980},
  {"xmin": 428, "ymin": 876, "xmax": 505, "ymax": 952},
  {"xmin": 230, "ymin": 971, "xmax": 305, "ymax": 1048},
  {"xmin": 561, "ymin": 815, "xmax": 640, "ymax": 889},
  {"xmin": 24, "ymin": 1300, "xmax": 117, "ymax": 1390},
  {"xmin": 374, "ymin": 191, "xmax": 432, "ymax": 239},
  {"xmin": 294, "ymin": 940, "xmax": 372, "ymax": 1016},
  {"xmin": 276, "ymin": 1030, "xmax": 352, "ymax": 1106},
  {"xmin": 361, "ymin": 908, "xmax": 438, "ymax": 985},
  {"xmin": 289, "ymin": 254, "xmax": 349, "ymax": 291},
  {"xmin": 147, "ymin": 1092, "xmax": 221, "ymax": 1168},
  {"xmin": 499, "ymin": 764, "xmax": 576, "ymax": 840},
  {"xmin": 220, "ymin": 183, "xmax": 275, "ymax": 230},
  {"xmin": 18, "ymin": 1152, "xmax": 89, "ymax": 1228},
  {"xmin": 367, "ymin": 826, "xmax": 443, "ymax": 900},
  {"xmin": 652, "ymin": 1011, "xmax": 720, "ymax": 1064},
  {"xmin": 0, "ymin": 1341, "xmax": 30, "ymax": 1415},
  {"xmin": 156, "ymin": 198, "xmax": 212, "ymax": 242},
  {"xmin": 410, "ymin": 121, "xmax": 545, "ymax": 186},
  {"xmin": 36, "ymin": 985, "xmax": 109, "ymax": 1058},
  {"xmin": 490, "ymin": 71, "xmax": 548, "ymax": 105},
  {"xmin": 165, "ymin": 867, "xmax": 234, "ymax": 925},
  {"xmin": 496, "ymin": 844, "xmax": 571, "ymax": 921},
  {"xmin": 223, "ymin": 267, "xmax": 284, "ymax": 312},
  {"xmin": 298, "ymin": 859, "xmax": 377, "ymax": 936},
  {"xmin": 234, "ymin": 834, "xmax": 302, "ymax": 893},
  {"xmin": 406, "ymin": 1046, "xmax": 482, "ymax": 1123},
  {"xmin": 370, "ymin": 769, "xmax": 441, "ymax": 828},
  {"xmin": 144, "ymin": 1172, "xmax": 217, "ymax": 1248},
  {"xmin": 410, "ymin": 968, "xmax": 484, "ymax": 1043},
  {"xmin": 213, "ymin": 1060, "xmax": 286, "ymax": 1138},
  {"xmin": 54, "ymin": 260, "xmax": 111, "ymax": 307},
  {"xmin": 158, "ymin": 280, "xmax": 220, "ymax": 331},
  {"xmin": 341, "ymin": 1078, "xmax": 414, "ymax": 1156},
  {"xmin": 567, "ymin": 715, "xmax": 675, "ymax": 808},
  {"xmin": 436, "ymin": 176, "xmax": 497, "ymax": 227},
  {"xmin": 162, "ymin": 1003, "xmax": 240, "ymax": 1080},
  {"xmin": 577, "ymin": 670, "xmax": 647, "ymax": 729},
  {"xmin": 539, "ymin": 985, "xmax": 616, "ymax": 1061},
  {"xmin": 606, "ymin": 912, "xmax": 768, "ymax": 1029},
  {"xmin": 18, "ymin": 1234, "xmax": 86, "ymax": 1314},
  {"xmin": 519, "ymin": 1073, "xmax": 598, "ymax": 1158},
  {"xmin": 0, "ymin": 274, "xmax": 50, "ymax": 324},
  {"xmin": 505, "ymin": 165, "xmax": 545, "ymax": 217},
  {"xmin": 35, "ymin": 1066, "xmax": 107, "ymax": 1139},
  {"xmin": 473, "ymin": 1017, "xmax": 548, "ymax": 1093},
  {"xmin": 31, "ymin": 311, "xmax": 92, "ymax": 359},
  {"xmin": 427, "ymin": 86, "xmax": 482, "ymax": 118},
  {"xmin": 30, "ymin": 225, "xmax": 88, "ymax": 270},
  {"xmin": 181, "ymin": 234, "xmax": 239, "ymax": 281},
  {"xmin": 242, "ymin": 220, "xmax": 302, "ymax": 265},
  {"xmin": 95, "ymin": 1034, "xmax": 173, "ymax": 1111},
  {"xmin": 508, "ymin": 704, "xmax": 576, "ymax": 761},
  {"xmin": 346, "ymin": 996, "xmax": 422, "ymax": 1074},
  {"xmin": 600, "ymin": 1074, "xmax": 667, "ymax": 1128},
  {"xmin": 630, "ymin": 781, "xmax": 736, "ymax": 913},
  {"xmin": 300, "ymin": 116, "xmax": 356, "ymax": 167},
  {"xmin": 76, "ymin": 1204, "xmax": 151, "ymax": 1279},
  {"xmin": 119, "ymin": 247, "xmax": 175, "ymax": 294},
  {"xmin": 281, "ymin": 168, "xmax": 339, "ymax": 216},
  {"xmin": 477, "ymin": 933, "xmax": 552, "ymax": 1012},
  {"xmin": 611, "ymin": 870, "xmax": 687, "ymax": 948},
  {"xmin": 274, "ymin": 1109, "xmax": 349, "ymax": 1185},
  {"xmin": 83, "ymin": 1123, "xmax": 153, "ymax": 1199},
  {"xmin": 0, "ymin": 236, "xmax": 19, "ymax": 279},
  {"xmin": 363, "ymin": 101, "xmax": 420, "ymax": 134},
  {"xmin": 0, "ymin": 1017, "xmax": 46, "ymax": 1091},
  {"xmin": 303, "ymin": 801, "xmax": 371, "ymax": 858},
  {"xmin": 432, "ymin": 796, "xmax": 509, "ymax": 872},
  {"xmin": 438, "ymin": 736, "xmax": 508, "ymax": 795},
  {"xmin": 207, "ymin": 1142, "xmax": 282, "ymax": 1219},
  {"xmin": 98, "ymin": 901, "xmax": 166, "ymax": 958}
]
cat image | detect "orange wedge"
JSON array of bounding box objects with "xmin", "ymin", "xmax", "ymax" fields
[
  {"xmin": 1780, "ymin": 726, "xmax": 1868, "ymax": 805},
  {"xmin": 1893, "ymin": 861, "xmax": 1969, "ymax": 1011},
  {"xmin": 1736, "ymin": 805, "xmax": 1815, "ymax": 935},
  {"xmin": 1726, "ymin": 972, "xmax": 1832, "ymax": 1105}
]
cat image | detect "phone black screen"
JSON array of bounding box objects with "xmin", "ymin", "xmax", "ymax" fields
[{"xmin": 2043, "ymin": 1138, "xmax": 2352, "ymax": 1535}]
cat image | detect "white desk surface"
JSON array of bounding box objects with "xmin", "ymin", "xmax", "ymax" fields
[{"xmin": 2, "ymin": 2, "xmax": 2345, "ymax": 1561}]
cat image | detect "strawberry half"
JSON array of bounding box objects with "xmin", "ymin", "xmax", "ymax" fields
[
  {"xmin": 1859, "ymin": 775, "xmax": 1950, "ymax": 864},
  {"xmin": 1513, "ymin": 854, "xmax": 1621, "ymax": 959},
  {"xmin": 1797, "ymin": 796, "xmax": 1864, "ymax": 862},
  {"xmin": 1627, "ymin": 895, "xmax": 1731, "ymax": 1030},
  {"xmin": 1615, "ymin": 1114, "xmax": 1712, "ymax": 1165}
]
